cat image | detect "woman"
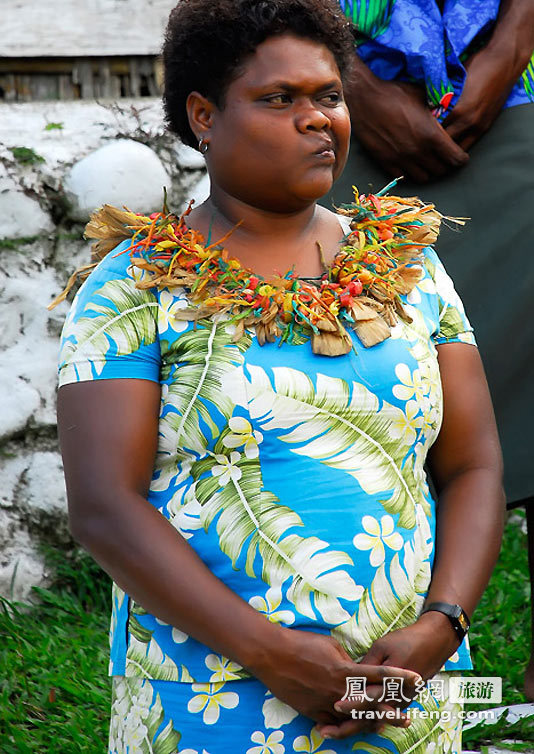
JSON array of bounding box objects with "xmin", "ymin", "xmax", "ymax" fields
[{"xmin": 55, "ymin": 1, "xmax": 505, "ymax": 752}]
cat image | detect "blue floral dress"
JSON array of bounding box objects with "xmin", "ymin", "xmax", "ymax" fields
[{"xmin": 58, "ymin": 219, "xmax": 475, "ymax": 754}]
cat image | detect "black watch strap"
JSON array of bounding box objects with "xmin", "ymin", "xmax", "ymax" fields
[{"xmin": 421, "ymin": 601, "xmax": 470, "ymax": 642}]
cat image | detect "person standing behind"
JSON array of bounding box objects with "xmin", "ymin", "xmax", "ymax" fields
[{"xmin": 324, "ymin": 0, "xmax": 534, "ymax": 699}]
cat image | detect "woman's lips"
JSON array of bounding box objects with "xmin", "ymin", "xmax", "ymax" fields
[{"xmin": 310, "ymin": 142, "xmax": 336, "ymax": 163}]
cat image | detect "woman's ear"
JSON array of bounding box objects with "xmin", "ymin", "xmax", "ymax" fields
[{"xmin": 186, "ymin": 91, "xmax": 215, "ymax": 142}]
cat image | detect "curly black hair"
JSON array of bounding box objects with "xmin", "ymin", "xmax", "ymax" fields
[{"xmin": 162, "ymin": 0, "xmax": 355, "ymax": 147}]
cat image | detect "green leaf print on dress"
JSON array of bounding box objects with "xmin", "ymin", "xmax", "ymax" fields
[
  {"xmin": 110, "ymin": 677, "xmax": 181, "ymax": 754},
  {"xmin": 351, "ymin": 681, "xmax": 463, "ymax": 754},
  {"xmin": 59, "ymin": 277, "xmax": 158, "ymax": 384},
  {"xmin": 191, "ymin": 434, "xmax": 364, "ymax": 625},
  {"xmin": 352, "ymin": 696, "xmax": 441, "ymax": 754},
  {"xmin": 152, "ymin": 320, "xmax": 251, "ymax": 493},
  {"xmin": 126, "ymin": 613, "xmax": 193, "ymax": 682},
  {"xmin": 242, "ymin": 365, "xmax": 425, "ymax": 529},
  {"xmin": 333, "ymin": 505, "xmax": 432, "ymax": 658}
]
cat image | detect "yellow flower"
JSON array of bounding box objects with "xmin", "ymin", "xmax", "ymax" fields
[
  {"xmin": 389, "ymin": 400, "xmax": 423, "ymax": 445},
  {"xmin": 222, "ymin": 416, "xmax": 263, "ymax": 459},
  {"xmin": 205, "ymin": 653, "xmax": 244, "ymax": 682},
  {"xmin": 211, "ymin": 451, "xmax": 242, "ymax": 487},
  {"xmin": 158, "ymin": 290, "xmax": 189, "ymax": 333},
  {"xmin": 249, "ymin": 586, "xmax": 295, "ymax": 624},
  {"xmin": 293, "ymin": 727, "xmax": 337, "ymax": 753},
  {"xmin": 353, "ymin": 514, "xmax": 403, "ymax": 567},
  {"xmin": 392, "ymin": 363, "xmax": 427, "ymax": 405},
  {"xmin": 187, "ymin": 682, "xmax": 239, "ymax": 725},
  {"xmin": 246, "ymin": 730, "xmax": 284, "ymax": 754}
]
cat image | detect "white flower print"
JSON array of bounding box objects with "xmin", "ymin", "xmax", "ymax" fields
[
  {"xmin": 249, "ymin": 586, "xmax": 295, "ymax": 625},
  {"xmin": 420, "ymin": 404, "xmax": 440, "ymax": 438},
  {"xmin": 211, "ymin": 451, "xmax": 242, "ymax": 487},
  {"xmin": 262, "ymin": 693, "xmax": 299, "ymax": 728},
  {"xmin": 434, "ymin": 263, "xmax": 461, "ymax": 308},
  {"xmin": 187, "ymin": 682, "xmax": 239, "ymax": 724},
  {"xmin": 222, "ymin": 416, "xmax": 264, "ymax": 459},
  {"xmin": 154, "ymin": 616, "xmax": 189, "ymax": 644},
  {"xmin": 110, "ymin": 679, "xmax": 156, "ymax": 754},
  {"xmin": 247, "ymin": 730, "xmax": 285, "ymax": 754},
  {"xmin": 167, "ymin": 488, "xmax": 203, "ymax": 540},
  {"xmin": 123, "ymin": 721, "xmax": 148, "ymax": 754},
  {"xmin": 181, "ymin": 750, "xmax": 211, "ymax": 754},
  {"xmin": 127, "ymin": 263, "xmax": 149, "ymax": 285},
  {"xmin": 158, "ymin": 289, "xmax": 189, "ymax": 333},
  {"xmin": 388, "ymin": 400, "xmax": 423, "ymax": 445},
  {"xmin": 293, "ymin": 726, "xmax": 337, "ymax": 753},
  {"xmin": 353, "ymin": 514, "xmax": 403, "ymax": 567},
  {"xmin": 392, "ymin": 363, "xmax": 428, "ymax": 406},
  {"xmin": 205, "ymin": 653, "xmax": 244, "ymax": 682}
]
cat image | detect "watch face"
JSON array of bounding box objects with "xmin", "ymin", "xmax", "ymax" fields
[
  {"xmin": 450, "ymin": 604, "xmax": 462, "ymax": 619},
  {"xmin": 458, "ymin": 612, "xmax": 469, "ymax": 630}
]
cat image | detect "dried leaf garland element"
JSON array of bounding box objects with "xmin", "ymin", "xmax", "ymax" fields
[{"xmin": 49, "ymin": 187, "xmax": 452, "ymax": 355}]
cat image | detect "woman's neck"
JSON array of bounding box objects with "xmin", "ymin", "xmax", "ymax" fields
[{"xmin": 188, "ymin": 191, "xmax": 343, "ymax": 278}]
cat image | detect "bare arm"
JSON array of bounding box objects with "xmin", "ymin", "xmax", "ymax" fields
[
  {"xmin": 444, "ymin": 0, "xmax": 534, "ymax": 150},
  {"xmin": 423, "ymin": 344, "xmax": 505, "ymax": 613},
  {"xmin": 58, "ymin": 378, "xmax": 420, "ymax": 729}
]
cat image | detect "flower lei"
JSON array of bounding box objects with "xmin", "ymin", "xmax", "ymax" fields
[{"xmin": 50, "ymin": 183, "xmax": 451, "ymax": 356}]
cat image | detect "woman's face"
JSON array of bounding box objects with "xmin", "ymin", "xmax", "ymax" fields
[{"xmin": 197, "ymin": 33, "xmax": 351, "ymax": 213}]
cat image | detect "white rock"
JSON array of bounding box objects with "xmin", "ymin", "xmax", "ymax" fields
[
  {"xmin": 0, "ymin": 456, "xmax": 29, "ymax": 509},
  {"xmin": 0, "ymin": 523, "xmax": 47, "ymax": 602},
  {"xmin": 64, "ymin": 138, "xmax": 170, "ymax": 221},
  {"xmin": 0, "ymin": 269, "xmax": 66, "ymax": 433},
  {"xmin": 174, "ymin": 142, "xmax": 207, "ymax": 170},
  {"xmin": 23, "ymin": 451, "xmax": 67, "ymax": 517},
  {"xmin": 0, "ymin": 374, "xmax": 40, "ymax": 441},
  {"xmin": 0, "ymin": 168, "xmax": 53, "ymax": 239}
]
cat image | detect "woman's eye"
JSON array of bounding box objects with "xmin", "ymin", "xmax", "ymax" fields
[
  {"xmin": 321, "ymin": 92, "xmax": 342, "ymax": 105},
  {"xmin": 265, "ymin": 94, "xmax": 291, "ymax": 104}
]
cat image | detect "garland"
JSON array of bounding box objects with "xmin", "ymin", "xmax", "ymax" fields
[{"xmin": 49, "ymin": 183, "xmax": 454, "ymax": 356}]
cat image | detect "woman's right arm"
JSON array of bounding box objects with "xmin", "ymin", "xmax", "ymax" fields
[{"xmin": 58, "ymin": 378, "xmax": 418, "ymax": 730}]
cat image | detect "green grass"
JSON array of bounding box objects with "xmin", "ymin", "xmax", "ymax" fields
[
  {"xmin": 0, "ymin": 236, "xmax": 40, "ymax": 251},
  {"xmin": 9, "ymin": 146, "xmax": 46, "ymax": 166},
  {"xmin": 0, "ymin": 547, "xmax": 112, "ymax": 752},
  {"xmin": 0, "ymin": 514, "xmax": 532, "ymax": 751},
  {"xmin": 463, "ymin": 508, "xmax": 534, "ymax": 748}
]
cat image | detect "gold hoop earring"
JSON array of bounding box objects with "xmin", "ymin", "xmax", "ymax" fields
[{"xmin": 198, "ymin": 137, "xmax": 209, "ymax": 155}]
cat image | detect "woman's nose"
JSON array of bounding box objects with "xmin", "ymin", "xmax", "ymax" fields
[{"xmin": 295, "ymin": 103, "xmax": 331, "ymax": 133}]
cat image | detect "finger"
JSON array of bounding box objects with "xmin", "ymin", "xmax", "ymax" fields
[
  {"xmin": 360, "ymin": 645, "xmax": 386, "ymax": 665},
  {"xmin": 317, "ymin": 704, "xmax": 411, "ymax": 740},
  {"xmin": 399, "ymin": 145, "xmax": 463, "ymax": 182},
  {"xmin": 431, "ymin": 124, "xmax": 470, "ymax": 167},
  {"xmin": 357, "ymin": 663, "xmax": 423, "ymax": 687},
  {"xmin": 398, "ymin": 161, "xmax": 432, "ymax": 184},
  {"xmin": 445, "ymin": 123, "xmax": 480, "ymax": 152}
]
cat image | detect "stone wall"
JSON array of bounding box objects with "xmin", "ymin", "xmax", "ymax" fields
[{"xmin": 0, "ymin": 98, "xmax": 207, "ymax": 602}]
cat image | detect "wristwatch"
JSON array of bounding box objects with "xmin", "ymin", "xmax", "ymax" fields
[{"xmin": 421, "ymin": 601, "xmax": 470, "ymax": 642}]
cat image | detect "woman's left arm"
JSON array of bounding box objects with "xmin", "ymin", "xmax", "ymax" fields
[{"xmin": 317, "ymin": 343, "xmax": 505, "ymax": 739}]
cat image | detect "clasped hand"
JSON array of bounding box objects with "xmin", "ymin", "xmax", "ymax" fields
[
  {"xmin": 250, "ymin": 618, "xmax": 459, "ymax": 741},
  {"xmin": 347, "ymin": 47, "xmax": 517, "ymax": 183}
]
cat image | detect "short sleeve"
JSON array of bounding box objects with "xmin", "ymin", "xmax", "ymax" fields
[
  {"xmin": 425, "ymin": 249, "xmax": 477, "ymax": 347},
  {"xmin": 58, "ymin": 240, "xmax": 161, "ymax": 387}
]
